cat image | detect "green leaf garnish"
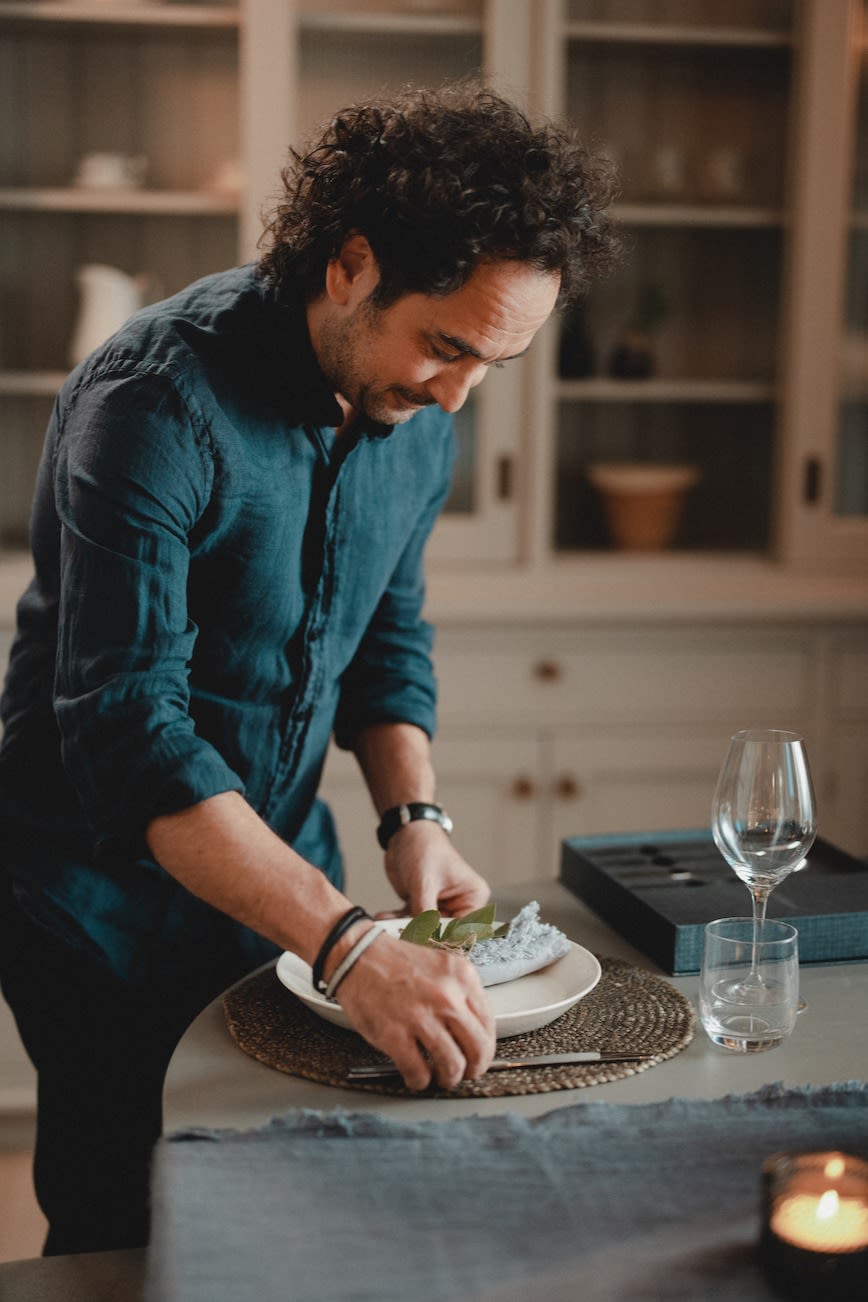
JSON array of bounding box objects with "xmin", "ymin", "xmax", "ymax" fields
[
  {"xmin": 458, "ymin": 903, "xmax": 497, "ymax": 926},
  {"xmin": 442, "ymin": 921, "xmax": 495, "ymax": 944},
  {"xmin": 401, "ymin": 903, "xmax": 505, "ymax": 953},
  {"xmin": 399, "ymin": 910, "xmax": 441, "ymax": 945}
]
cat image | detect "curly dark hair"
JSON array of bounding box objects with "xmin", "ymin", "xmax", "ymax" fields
[{"xmin": 258, "ymin": 82, "xmax": 620, "ymax": 309}]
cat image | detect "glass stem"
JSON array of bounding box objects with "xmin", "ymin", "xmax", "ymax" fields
[{"xmin": 750, "ymin": 886, "xmax": 770, "ymax": 976}]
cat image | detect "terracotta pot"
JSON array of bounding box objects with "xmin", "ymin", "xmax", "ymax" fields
[{"xmin": 586, "ymin": 462, "xmax": 701, "ymax": 551}]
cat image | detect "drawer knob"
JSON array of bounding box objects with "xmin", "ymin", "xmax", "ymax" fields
[
  {"xmin": 511, "ymin": 775, "xmax": 537, "ymax": 800},
  {"xmin": 555, "ymin": 774, "xmax": 582, "ymax": 800},
  {"xmin": 533, "ymin": 659, "xmax": 562, "ymax": 682}
]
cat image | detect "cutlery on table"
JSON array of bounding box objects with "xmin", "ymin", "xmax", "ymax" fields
[{"xmin": 347, "ymin": 1050, "xmax": 655, "ymax": 1080}]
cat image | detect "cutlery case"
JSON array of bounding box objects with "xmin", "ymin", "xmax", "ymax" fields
[{"xmin": 560, "ymin": 829, "xmax": 868, "ymax": 974}]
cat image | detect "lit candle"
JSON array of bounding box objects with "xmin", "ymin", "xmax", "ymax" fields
[
  {"xmin": 760, "ymin": 1151, "xmax": 868, "ymax": 1298},
  {"xmin": 771, "ymin": 1186, "xmax": 868, "ymax": 1253}
]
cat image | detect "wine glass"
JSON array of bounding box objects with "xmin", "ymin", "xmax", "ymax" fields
[{"xmin": 711, "ymin": 729, "xmax": 817, "ymax": 991}]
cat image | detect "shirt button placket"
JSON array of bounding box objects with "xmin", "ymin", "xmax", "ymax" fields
[{"xmin": 264, "ymin": 473, "xmax": 338, "ymax": 819}]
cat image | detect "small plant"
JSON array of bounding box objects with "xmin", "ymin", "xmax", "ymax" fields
[
  {"xmin": 630, "ymin": 284, "xmax": 668, "ymax": 335},
  {"xmin": 609, "ymin": 283, "xmax": 669, "ymax": 379}
]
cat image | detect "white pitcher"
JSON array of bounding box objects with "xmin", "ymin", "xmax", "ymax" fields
[{"xmin": 69, "ymin": 264, "xmax": 148, "ymax": 367}]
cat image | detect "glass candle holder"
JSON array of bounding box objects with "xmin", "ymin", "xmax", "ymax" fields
[{"xmin": 760, "ymin": 1151, "xmax": 868, "ymax": 1298}]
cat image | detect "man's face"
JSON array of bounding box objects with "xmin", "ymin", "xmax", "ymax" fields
[{"xmin": 313, "ymin": 249, "xmax": 560, "ymax": 426}]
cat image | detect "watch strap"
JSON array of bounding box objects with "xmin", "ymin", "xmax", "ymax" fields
[{"xmin": 376, "ymin": 802, "xmax": 453, "ymax": 850}]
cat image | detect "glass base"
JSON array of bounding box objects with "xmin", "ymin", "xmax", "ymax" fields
[{"xmin": 707, "ymin": 1021, "xmax": 788, "ymax": 1054}]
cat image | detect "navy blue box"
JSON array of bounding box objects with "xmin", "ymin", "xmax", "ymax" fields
[{"xmin": 559, "ymin": 829, "xmax": 868, "ymax": 974}]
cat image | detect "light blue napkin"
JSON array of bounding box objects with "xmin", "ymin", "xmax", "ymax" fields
[{"xmin": 470, "ymin": 900, "xmax": 572, "ymax": 986}]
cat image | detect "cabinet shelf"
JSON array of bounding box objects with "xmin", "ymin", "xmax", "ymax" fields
[
  {"xmin": 0, "ymin": 186, "xmax": 239, "ymax": 215},
  {"xmin": 0, "ymin": 371, "xmax": 69, "ymax": 396},
  {"xmin": 299, "ymin": 11, "xmax": 480, "ymax": 37},
  {"xmin": 613, "ymin": 202, "xmax": 784, "ymax": 229},
  {"xmin": 557, "ymin": 379, "xmax": 777, "ymax": 404},
  {"xmin": 0, "ymin": 2, "xmax": 239, "ymax": 28},
  {"xmin": 562, "ymin": 21, "xmax": 792, "ymax": 49}
]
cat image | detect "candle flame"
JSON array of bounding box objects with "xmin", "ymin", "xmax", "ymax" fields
[
  {"xmin": 824, "ymin": 1157, "xmax": 846, "ymax": 1180},
  {"xmin": 817, "ymin": 1190, "xmax": 840, "ymax": 1221}
]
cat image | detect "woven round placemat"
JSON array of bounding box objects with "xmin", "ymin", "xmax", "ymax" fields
[{"xmin": 222, "ymin": 957, "xmax": 696, "ymax": 1098}]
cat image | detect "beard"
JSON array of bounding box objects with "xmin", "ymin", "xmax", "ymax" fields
[{"xmin": 315, "ymin": 298, "xmax": 434, "ymax": 426}]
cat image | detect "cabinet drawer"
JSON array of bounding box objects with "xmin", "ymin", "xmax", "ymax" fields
[
  {"xmin": 436, "ymin": 630, "xmax": 812, "ymax": 727},
  {"xmin": 831, "ymin": 652, "xmax": 868, "ymax": 718},
  {"xmin": 545, "ymin": 729, "xmax": 730, "ymax": 860}
]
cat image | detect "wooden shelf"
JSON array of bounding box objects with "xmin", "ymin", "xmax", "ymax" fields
[
  {"xmin": 0, "ymin": 187, "xmax": 239, "ymax": 215},
  {"xmin": 562, "ymin": 21, "xmax": 792, "ymax": 49},
  {"xmin": 613, "ymin": 202, "xmax": 784, "ymax": 229},
  {"xmin": 0, "ymin": 372, "xmax": 69, "ymax": 397},
  {"xmin": 0, "ymin": 2, "xmax": 239, "ymax": 28},
  {"xmin": 556, "ymin": 378, "xmax": 777, "ymax": 404},
  {"xmin": 299, "ymin": 11, "xmax": 480, "ymax": 36}
]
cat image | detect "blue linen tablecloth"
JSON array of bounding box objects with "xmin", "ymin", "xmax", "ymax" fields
[{"xmin": 145, "ymin": 1082, "xmax": 868, "ymax": 1302}]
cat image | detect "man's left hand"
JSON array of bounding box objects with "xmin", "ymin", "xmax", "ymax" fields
[{"xmin": 379, "ymin": 819, "xmax": 490, "ymax": 918}]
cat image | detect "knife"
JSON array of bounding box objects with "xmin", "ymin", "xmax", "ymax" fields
[{"xmin": 347, "ymin": 1050, "xmax": 654, "ymax": 1079}]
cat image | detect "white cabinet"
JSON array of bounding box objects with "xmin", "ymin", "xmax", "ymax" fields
[
  {"xmin": 322, "ymin": 614, "xmax": 867, "ymax": 906},
  {"xmin": 0, "ymin": 0, "xmax": 530, "ymax": 563},
  {"xmin": 3, "ymin": 1, "xmax": 867, "ymax": 572},
  {"xmin": 320, "ymin": 730, "xmax": 543, "ymax": 911},
  {"xmin": 778, "ymin": 0, "xmax": 868, "ymax": 569},
  {"xmin": 0, "ymin": 1, "xmax": 245, "ymax": 546},
  {"xmin": 825, "ymin": 727, "xmax": 868, "ymax": 856},
  {"xmin": 545, "ymin": 729, "xmax": 746, "ymax": 864},
  {"xmin": 531, "ymin": 0, "xmax": 795, "ymax": 561},
  {"xmin": 286, "ymin": 0, "xmax": 530, "ymax": 564},
  {"xmin": 823, "ymin": 642, "xmax": 868, "ymax": 855},
  {"xmin": 0, "ymin": 999, "xmax": 35, "ymax": 1116}
]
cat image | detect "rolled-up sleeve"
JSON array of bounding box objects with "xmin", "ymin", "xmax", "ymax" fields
[
  {"xmin": 53, "ymin": 369, "xmax": 244, "ymax": 839},
  {"xmin": 333, "ymin": 452, "xmax": 453, "ymax": 750}
]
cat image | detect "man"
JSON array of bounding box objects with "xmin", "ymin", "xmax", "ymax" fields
[{"xmin": 0, "ymin": 83, "xmax": 619, "ymax": 1254}]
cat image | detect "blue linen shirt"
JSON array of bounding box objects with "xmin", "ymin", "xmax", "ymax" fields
[{"xmin": 0, "ymin": 264, "xmax": 455, "ymax": 981}]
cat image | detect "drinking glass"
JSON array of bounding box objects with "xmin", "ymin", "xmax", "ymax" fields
[
  {"xmin": 711, "ymin": 729, "xmax": 816, "ymax": 989},
  {"xmin": 700, "ymin": 918, "xmax": 800, "ymax": 1052}
]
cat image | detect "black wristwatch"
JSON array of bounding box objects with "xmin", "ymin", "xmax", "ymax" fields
[{"xmin": 376, "ymin": 802, "xmax": 453, "ymax": 850}]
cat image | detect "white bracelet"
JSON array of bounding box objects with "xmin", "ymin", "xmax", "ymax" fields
[{"xmin": 324, "ymin": 923, "xmax": 385, "ymax": 1001}]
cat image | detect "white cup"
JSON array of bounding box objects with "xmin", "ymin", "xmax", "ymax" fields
[
  {"xmin": 74, "ymin": 153, "xmax": 148, "ymax": 190},
  {"xmin": 650, "ymin": 145, "xmax": 688, "ymax": 200}
]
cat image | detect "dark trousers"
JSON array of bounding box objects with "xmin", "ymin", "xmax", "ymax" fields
[{"xmin": 0, "ymin": 885, "xmax": 275, "ymax": 1256}]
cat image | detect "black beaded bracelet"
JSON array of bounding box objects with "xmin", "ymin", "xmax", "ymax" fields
[{"xmin": 311, "ymin": 905, "xmax": 370, "ymax": 994}]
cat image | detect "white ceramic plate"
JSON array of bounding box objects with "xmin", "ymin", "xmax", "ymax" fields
[{"xmin": 275, "ymin": 918, "xmax": 602, "ymax": 1039}]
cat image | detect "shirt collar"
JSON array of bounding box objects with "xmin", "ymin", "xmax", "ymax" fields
[
  {"xmin": 262, "ymin": 274, "xmax": 396, "ymax": 440},
  {"xmin": 257, "ymin": 272, "xmax": 393, "ymax": 440}
]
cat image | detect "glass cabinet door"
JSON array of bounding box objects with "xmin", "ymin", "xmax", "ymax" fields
[
  {"xmin": 778, "ymin": 0, "xmax": 868, "ymax": 568},
  {"xmin": 0, "ymin": 3, "xmax": 242, "ymax": 549},
  {"xmin": 284, "ymin": 0, "xmax": 522, "ymax": 566},
  {"xmin": 835, "ymin": 0, "xmax": 868, "ymax": 519},
  {"xmin": 534, "ymin": 0, "xmax": 796, "ymax": 562}
]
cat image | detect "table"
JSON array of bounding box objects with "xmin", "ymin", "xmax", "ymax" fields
[
  {"xmin": 163, "ymin": 878, "xmax": 868, "ymax": 1132},
  {"xmin": 152, "ymin": 879, "xmax": 867, "ymax": 1302},
  {"xmin": 6, "ymin": 879, "xmax": 861, "ymax": 1302}
]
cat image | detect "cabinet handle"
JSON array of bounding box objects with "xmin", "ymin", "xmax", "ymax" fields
[
  {"xmin": 510, "ymin": 775, "xmax": 537, "ymax": 800},
  {"xmin": 496, "ymin": 455, "xmax": 514, "ymax": 501},
  {"xmin": 803, "ymin": 457, "xmax": 822, "ymax": 504},
  {"xmin": 532, "ymin": 659, "xmax": 562, "ymax": 682},
  {"xmin": 554, "ymin": 774, "xmax": 582, "ymax": 800}
]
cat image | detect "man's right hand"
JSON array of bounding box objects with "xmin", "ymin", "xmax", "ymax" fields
[
  {"xmin": 333, "ymin": 929, "xmax": 496, "ymax": 1091},
  {"xmin": 146, "ymin": 792, "xmax": 495, "ymax": 1090}
]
